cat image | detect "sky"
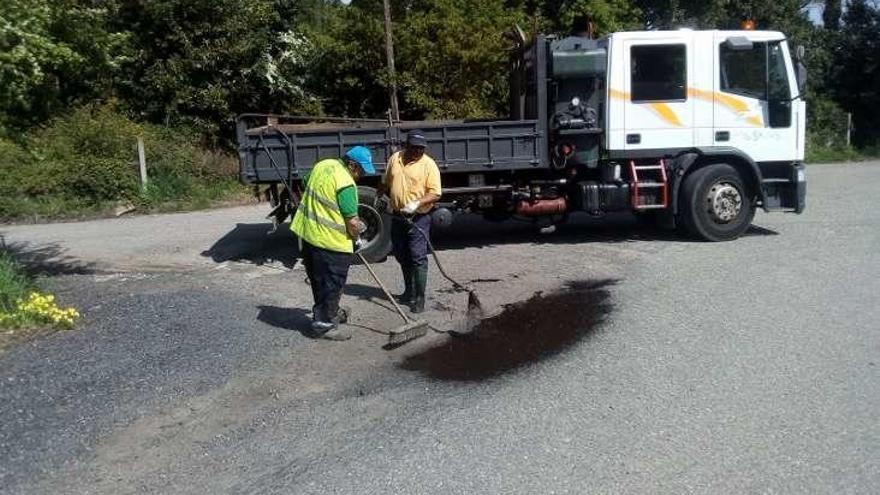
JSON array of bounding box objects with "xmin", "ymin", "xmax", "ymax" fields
[{"xmin": 805, "ymin": 1, "xmax": 824, "ymax": 24}]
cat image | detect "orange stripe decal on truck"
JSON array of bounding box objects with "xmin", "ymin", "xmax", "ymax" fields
[
  {"xmin": 608, "ymin": 89, "xmax": 684, "ymax": 127},
  {"xmin": 611, "ymin": 87, "xmax": 765, "ymax": 128},
  {"xmin": 689, "ymin": 88, "xmax": 764, "ymax": 127},
  {"xmin": 648, "ymin": 103, "xmax": 683, "ymax": 127}
]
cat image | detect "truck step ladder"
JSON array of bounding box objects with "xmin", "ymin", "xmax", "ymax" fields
[{"xmin": 630, "ymin": 160, "xmax": 669, "ymax": 210}]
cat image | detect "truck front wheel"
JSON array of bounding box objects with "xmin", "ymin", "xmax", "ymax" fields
[
  {"xmin": 356, "ymin": 186, "xmax": 393, "ymax": 262},
  {"xmin": 679, "ymin": 164, "xmax": 755, "ymax": 241}
]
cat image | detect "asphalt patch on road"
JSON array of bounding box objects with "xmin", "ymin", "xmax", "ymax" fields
[{"xmin": 399, "ymin": 279, "xmax": 617, "ymax": 381}]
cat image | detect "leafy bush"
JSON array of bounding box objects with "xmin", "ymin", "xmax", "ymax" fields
[
  {"xmin": 0, "ymin": 104, "xmax": 245, "ymax": 221},
  {"xmin": 805, "ymin": 141, "xmax": 862, "ymax": 164},
  {"xmin": 807, "ymin": 95, "xmax": 850, "ymax": 149}
]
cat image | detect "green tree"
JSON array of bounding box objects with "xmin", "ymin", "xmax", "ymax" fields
[
  {"xmin": 0, "ymin": 0, "xmax": 124, "ymax": 133},
  {"xmin": 832, "ymin": 0, "xmax": 880, "ymax": 146},
  {"xmin": 822, "ymin": 0, "xmax": 842, "ymax": 31},
  {"xmin": 393, "ymin": 0, "xmax": 526, "ymax": 118},
  {"xmin": 304, "ymin": 0, "xmax": 525, "ymax": 120},
  {"xmin": 113, "ymin": 0, "xmax": 320, "ymax": 137},
  {"xmin": 299, "ymin": 1, "xmax": 388, "ymax": 118},
  {"xmin": 509, "ymin": 0, "xmax": 642, "ymax": 33},
  {"xmin": 555, "ymin": 0, "xmax": 642, "ymax": 33}
]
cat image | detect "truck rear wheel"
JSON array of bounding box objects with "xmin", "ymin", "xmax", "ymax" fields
[
  {"xmin": 356, "ymin": 186, "xmax": 392, "ymax": 262},
  {"xmin": 679, "ymin": 164, "xmax": 755, "ymax": 241}
]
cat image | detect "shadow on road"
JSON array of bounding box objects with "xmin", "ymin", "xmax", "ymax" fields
[
  {"xmin": 256, "ymin": 302, "xmax": 392, "ymax": 337},
  {"xmin": 430, "ymin": 213, "xmax": 778, "ymax": 252},
  {"xmin": 201, "ymin": 215, "xmax": 779, "ymax": 267},
  {"xmin": 345, "ymin": 283, "xmax": 396, "ymax": 306},
  {"xmin": 0, "ymin": 237, "xmax": 96, "ymax": 275},
  {"xmin": 256, "ymin": 305, "xmax": 312, "ymax": 335},
  {"xmin": 201, "ymin": 223, "xmax": 301, "ymax": 268}
]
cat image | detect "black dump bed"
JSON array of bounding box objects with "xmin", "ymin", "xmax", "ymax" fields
[{"xmin": 236, "ymin": 115, "xmax": 547, "ymax": 184}]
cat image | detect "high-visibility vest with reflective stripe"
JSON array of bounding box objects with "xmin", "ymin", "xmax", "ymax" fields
[{"xmin": 291, "ymin": 159, "xmax": 356, "ymax": 253}]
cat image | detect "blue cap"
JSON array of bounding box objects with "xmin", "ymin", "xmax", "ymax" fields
[{"xmin": 344, "ymin": 146, "xmax": 375, "ymax": 175}]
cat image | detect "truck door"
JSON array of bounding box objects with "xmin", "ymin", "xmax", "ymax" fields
[
  {"xmin": 713, "ymin": 37, "xmax": 799, "ymax": 162},
  {"xmin": 622, "ymin": 39, "xmax": 694, "ymax": 150}
]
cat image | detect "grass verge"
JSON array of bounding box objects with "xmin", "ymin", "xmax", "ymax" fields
[
  {"xmin": 0, "ymin": 104, "xmax": 252, "ymax": 224},
  {"xmin": 0, "ymin": 249, "xmax": 80, "ymax": 351},
  {"xmin": 805, "ymin": 145, "xmax": 864, "ymax": 164}
]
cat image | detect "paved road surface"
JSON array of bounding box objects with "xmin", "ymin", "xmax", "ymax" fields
[{"xmin": 1, "ymin": 162, "xmax": 877, "ymax": 494}]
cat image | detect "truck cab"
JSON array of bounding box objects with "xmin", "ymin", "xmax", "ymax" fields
[
  {"xmin": 523, "ymin": 28, "xmax": 806, "ymax": 240},
  {"xmin": 606, "ymin": 30, "xmax": 805, "ymax": 163}
]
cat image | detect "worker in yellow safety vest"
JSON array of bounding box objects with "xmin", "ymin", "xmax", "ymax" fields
[{"xmin": 291, "ymin": 146, "xmax": 375, "ymax": 341}]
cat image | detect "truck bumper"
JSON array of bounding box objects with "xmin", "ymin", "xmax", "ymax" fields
[{"xmin": 761, "ymin": 162, "xmax": 806, "ymax": 214}]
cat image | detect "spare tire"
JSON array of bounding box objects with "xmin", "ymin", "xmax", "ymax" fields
[{"xmin": 355, "ymin": 186, "xmax": 393, "ymax": 262}]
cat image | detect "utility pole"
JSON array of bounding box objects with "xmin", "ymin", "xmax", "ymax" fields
[{"xmin": 383, "ymin": 0, "xmax": 400, "ymax": 122}]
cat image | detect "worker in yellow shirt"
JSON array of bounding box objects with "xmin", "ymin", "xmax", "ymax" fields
[
  {"xmin": 291, "ymin": 146, "xmax": 374, "ymax": 341},
  {"xmin": 376, "ymin": 130, "xmax": 442, "ymax": 313}
]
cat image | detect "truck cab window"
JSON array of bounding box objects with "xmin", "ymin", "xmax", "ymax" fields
[
  {"xmin": 720, "ymin": 41, "xmax": 792, "ymax": 102},
  {"xmin": 720, "ymin": 41, "xmax": 792, "ymax": 128},
  {"xmin": 630, "ymin": 44, "xmax": 686, "ymax": 102},
  {"xmin": 768, "ymin": 42, "xmax": 791, "ymax": 101},
  {"xmin": 720, "ymin": 42, "xmax": 766, "ymax": 99}
]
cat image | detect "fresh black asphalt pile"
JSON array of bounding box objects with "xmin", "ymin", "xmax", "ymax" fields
[{"xmin": 400, "ymin": 279, "xmax": 617, "ymax": 381}]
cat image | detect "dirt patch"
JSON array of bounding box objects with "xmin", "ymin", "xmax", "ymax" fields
[{"xmin": 399, "ymin": 279, "xmax": 617, "ymax": 381}]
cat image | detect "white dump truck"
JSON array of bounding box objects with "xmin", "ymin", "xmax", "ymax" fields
[{"xmin": 238, "ymin": 28, "xmax": 807, "ymax": 259}]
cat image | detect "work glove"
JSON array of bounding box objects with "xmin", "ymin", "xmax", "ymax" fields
[
  {"xmin": 356, "ymin": 219, "xmax": 368, "ymax": 235},
  {"xmin": 401, "ymin": 200, "xmax": 421, "ymax": 215}
]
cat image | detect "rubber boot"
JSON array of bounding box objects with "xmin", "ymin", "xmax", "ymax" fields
[
  {"xmin": 394, "ymin": 265, "xmax": 414, "ymax": 304},
  {"xmin": 410, "ymin": 265, "xmax": 428, "ymax": 314}
]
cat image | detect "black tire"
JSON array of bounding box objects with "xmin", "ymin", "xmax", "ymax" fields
[
  {"xmin": 679, "ymin": 164, "xmax": 755, "ymax": 241},
  {"xmin": 355, "ymin": 186, "xmax": 392, "ymax": 262}
]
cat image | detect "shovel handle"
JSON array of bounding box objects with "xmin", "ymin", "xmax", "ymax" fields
[
  {"xmin": 356, "ymin": 252, "xmax": 413, "ymax": 324},
  {"xmin": 405, "ymin": 217, "xmax": 468, "ymax": 292}
]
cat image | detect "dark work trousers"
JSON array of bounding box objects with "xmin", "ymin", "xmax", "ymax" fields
[
  {"xmin": 392, "ymin": 214, "xmax": 431, "ymax": 268},
  {"xmin": 301, "ymin": 241, "xmax": 352, "ymax": 324}
]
